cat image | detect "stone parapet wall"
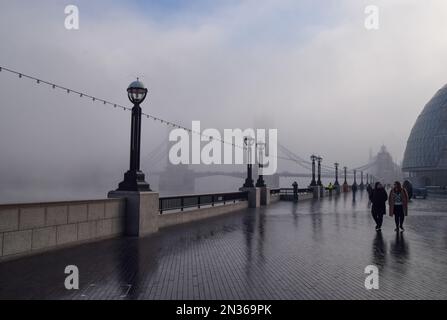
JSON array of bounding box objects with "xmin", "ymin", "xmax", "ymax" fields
[{"xmin": 0, "ymin": 198, "xmax": 125, "ymax": 261}]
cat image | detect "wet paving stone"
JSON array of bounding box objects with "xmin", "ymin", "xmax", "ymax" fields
[{"xmin": 0, "ymin": 191, "xmax": 446, "ymax": 300}]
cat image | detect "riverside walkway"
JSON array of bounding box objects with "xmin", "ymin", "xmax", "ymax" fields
[{"xmin": 0, "ymin": 191, "xmax": 446, "ymax": 300}]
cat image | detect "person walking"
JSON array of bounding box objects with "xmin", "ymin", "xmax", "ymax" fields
[
  {"xmin": 366, "ymin": 183, "xmax": 373, "ymax": 204},
  {"xmin": 371, "ymin": 182, "xmax": 388, "ymax": 231},
  {"xmin": 389, "ymin": 181, "xmax": 409, "ymax": 232},
  {"xmin": 327, "ymin": 182, "xmax": 334, "ymax": 196},
  {"xmin": 403, "ymin": 180, "xmax": 413, "ymax": 200},
  {"xmin": 292, "ymin": 181, "xmax": 298, "ymax": 202}
]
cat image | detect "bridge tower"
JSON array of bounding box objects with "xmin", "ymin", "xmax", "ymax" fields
[
  {"xmin": 253, "ymin": 113, "xmax": 277, "ymax": 188},
  {"xmin": 157, "ymin": 126, "xmax": 196, "ymax": 194},
  {"xmin": 369, "ymin": 145, "xmax": 403, "ymax": 185}
]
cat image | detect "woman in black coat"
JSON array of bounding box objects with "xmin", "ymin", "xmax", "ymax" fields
[{"xmin": 371, "ymin": 182, "xmax": 388, "ymax": 231}]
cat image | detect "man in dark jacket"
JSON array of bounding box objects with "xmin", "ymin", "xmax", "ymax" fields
[
  {"xmin": 403, "ymin": 180, "xmax": 413, "ymax": 200},
  {"xmin": 371, "ymin": 182, "xmax": 388, "ymax": 231}
]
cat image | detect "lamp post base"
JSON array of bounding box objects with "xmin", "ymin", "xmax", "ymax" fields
[
  {"xmin": 256, "ymin": 177, "xmax": 266, "ymax": 188},
  {"xmin": 239, "ymin": 187, "xmax": 261, "ymax": 208},
  {"xmin": 108, "ymin": 190, "xmax": 158, "ymax": 236},
  {"xmin": 116, "ymin": 170, "xmax": 151, "ymax": 192},
  {"xmin": 243, "ymin": 180, "xmax": 255, "ymax": 188}
]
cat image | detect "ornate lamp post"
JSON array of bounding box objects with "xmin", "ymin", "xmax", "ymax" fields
[
  {"xmin": 116, "ymin": 79, "xmax": 151, "ymax": 192},
  {"xmin": 334, "ymin": 162, "xmax": 340, "ymax": 187},
  {"xmin": 255, "ymin": 142, "xmax": 266, "ymax": 187},
  {"xmin": 242, "ymin": 137, "xmax": 255, "ymax": 188},
  {"xmin": 353, "ymin": 169, "xmax": 358, "ymax": 189},
  {"xmin": 317, "ymin": 156, "xmax": 322, "ymax": 186},
  {"xmin": 310, "ymin": 155, "xmax": 317, "ymax": 187}
]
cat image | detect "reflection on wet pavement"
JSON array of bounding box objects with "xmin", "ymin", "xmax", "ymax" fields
[{"xmin": 0, "ymin": 191, "xmax": 446, "ymax": 299}]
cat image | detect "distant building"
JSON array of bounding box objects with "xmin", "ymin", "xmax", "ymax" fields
[
  {"xmin": 402, "ymin": 84, "xmax": 447, "ymax": 187},
  {"xmin": 369, "ymin": 145, "xmax": 403, "ymax": 185}
]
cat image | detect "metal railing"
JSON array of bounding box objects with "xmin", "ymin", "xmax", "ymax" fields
[
  {"xmin": 277, "ymin": 187, "xmax": 313, "ymax": 201},
  {"xmin": 159, "ymin": 191, "xmax": 249, "ymax": 214},
  {"xmin": 279, "ymin": 188, "xmax": 312, "ymax": 195},
  {"xmin": 271, "ymin": 188, "xmax": 312, "ymax": 195}
]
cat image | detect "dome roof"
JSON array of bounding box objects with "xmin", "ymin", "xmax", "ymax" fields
[
  {"xmin": 402, "ymin": 84, "xmax": 447, "ymax": 170},
  {"xmin": 128, "ymin": 79, "xmax": 146, "ymax": 90}
]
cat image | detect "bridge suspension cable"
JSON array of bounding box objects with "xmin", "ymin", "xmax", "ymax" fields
[
  {"xmin": 352, "ymin": 159, "xmax": 376, "ymax": 171},
  {"xmin": 278, "ymin": 143, "xmax": 338, "ymax": 174},
  {"xmin": 146, "ymin": 140, "xmax": 168, "ymax": 161}
]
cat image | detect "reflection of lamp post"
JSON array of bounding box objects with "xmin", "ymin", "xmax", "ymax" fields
[
  {"xmin": 310, "ymin": 155, "xmax": 317, "ymax": 186},
  {"xmin": 242, "ymin": 137, "xmax": 255, "ymax": 188},
  {"xmin": 116, "ymin": 79, "xmax": 151, "ymax": 191},
  {"xmin": 334, "ymin": 163, "xmax": 340, "ymax": 187},
  {"xmin": 344, "ymin": 167, "xmax": 347, "ymax": 184},
  {"xmin": 317, "ymin": 156, "xmax": 322, "ymax": 186},
  {"xmin": 360, "ymin": 171, "xmax": 365, "ymax": 190},
  {"xmin": 255, "ymin": 142, "xmax": 266, "ymax": 187},
  {"xmin": 342, "ymin": 166, "xmax": 348, "ymax": 192}
]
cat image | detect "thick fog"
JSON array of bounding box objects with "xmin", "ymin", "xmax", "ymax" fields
[{"xmin": 1, "ymin": 0, "xmax": 447, "ymax": 203}]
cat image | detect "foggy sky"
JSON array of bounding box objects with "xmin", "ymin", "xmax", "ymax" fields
[{"xmin": 1, "ymin": 0, "xmax": 447, "ymax": 202}]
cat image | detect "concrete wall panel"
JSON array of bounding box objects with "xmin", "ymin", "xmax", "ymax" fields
[
  {"xmin": 0, "ymin": 209, "xmax": 19, "ymax": 233},
  {"xmin": 32, "ymin": 227, "xmax": 57, "ymax": 250},
  {"xmin": 46, "ymin": 206, "xmax": 68, "ymax": 226},
  {"xmin": 19, "ymin": 207, "xmax": 45, "ymax": 230},
  {"xmin": 3, "ymin": 230, "xmax": 32, "ymax": 256}
]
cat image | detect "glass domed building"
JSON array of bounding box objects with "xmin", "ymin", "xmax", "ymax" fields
[{"xmin": 402, "ymin": 84, "xmax": 447, "ymax": 187}]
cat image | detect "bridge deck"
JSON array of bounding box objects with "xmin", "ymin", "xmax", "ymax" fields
[{"xmin": 1, "ymin": 192, "xmax": 446, "ymax": 299}]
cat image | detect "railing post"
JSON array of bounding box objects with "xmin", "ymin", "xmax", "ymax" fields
[
  {"xmin": 181, "ymin": 197, "xmax": 184, "ymax": 211},
  {"xmin": 108, "ymin": 191, "xmax": 159, "ymax": 236},
  {"xmin": 198, "ymin": 195, "xmax": 201, "ymax": 209}
]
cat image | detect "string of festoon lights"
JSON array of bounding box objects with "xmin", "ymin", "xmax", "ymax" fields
[
  {"xmin": 0, "ymin": 65, "xmax": 243, "ymax": 149},
  {"xmin": 0, "ymin": 65, "xmax": 355, "ymax": 170}
]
